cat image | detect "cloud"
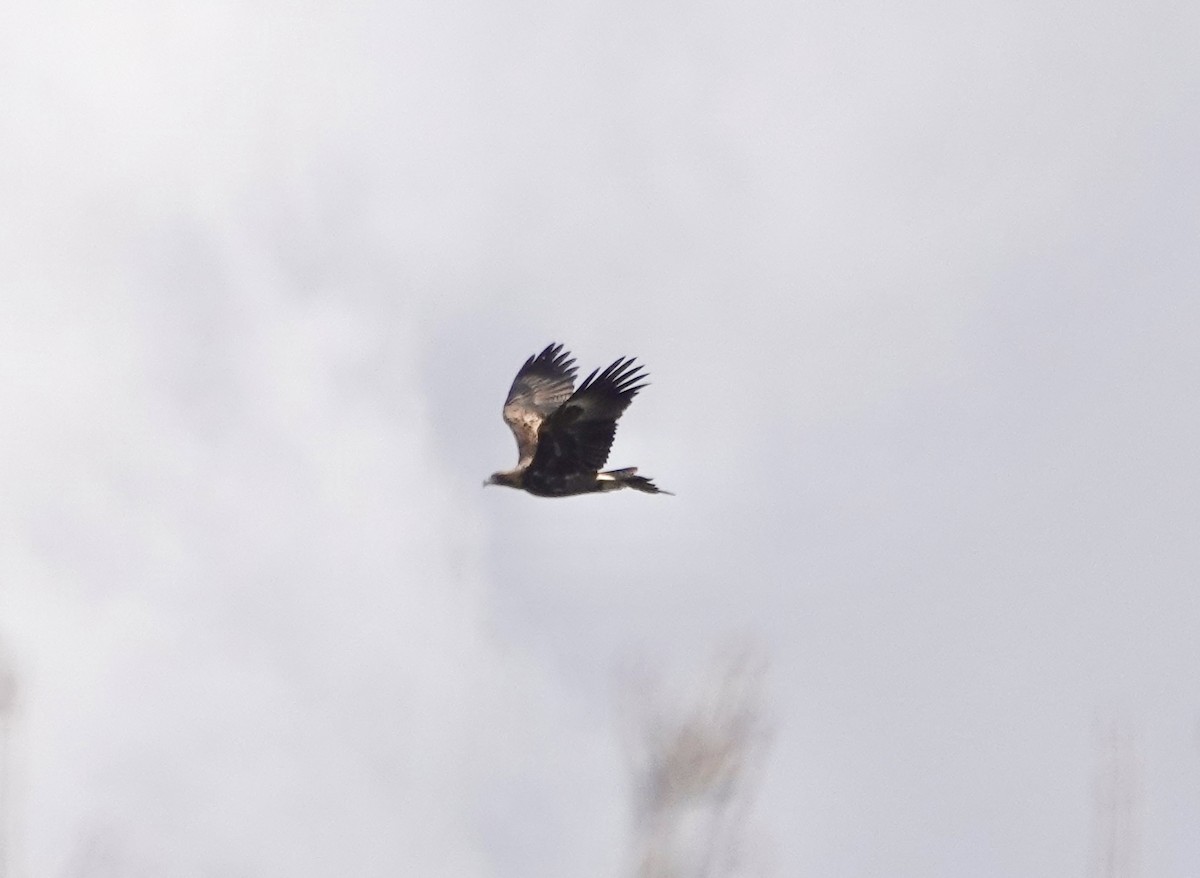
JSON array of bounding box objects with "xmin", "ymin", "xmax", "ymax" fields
[{"xmin": 3, "ymin": 0, "xmax": 1200, "ymax": 875}]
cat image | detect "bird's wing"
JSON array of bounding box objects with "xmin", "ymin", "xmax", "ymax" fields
[
  {"xmin": 528, "ymin": 356, "xmax": 647, "ymax": 476},
  {"xmin": 503, "ymin": 343, "xmax": 578, "ymax": 464}
]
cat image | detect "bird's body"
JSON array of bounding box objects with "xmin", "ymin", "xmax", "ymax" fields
[{"xmin": 486, "ymin": 343, "xmax": 670, "ymax": 497}]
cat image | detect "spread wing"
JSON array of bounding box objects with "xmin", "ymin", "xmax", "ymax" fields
[
  {"xmin": 503, "ymin": 343, "xmax": 578, "ymax": 465},
  {"xmin": 528, "ymin": 356, "xmax": 648, "ymax": 477}
]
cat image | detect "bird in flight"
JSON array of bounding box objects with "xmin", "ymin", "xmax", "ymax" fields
[{"xmin": 486, "ymin": 343, "xmax": 671, "ymax": 497}]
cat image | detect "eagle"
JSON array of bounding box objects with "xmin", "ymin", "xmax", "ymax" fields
[{"xmin": 486, "ymin": 343, "xmax": 671, "ymax": 497}]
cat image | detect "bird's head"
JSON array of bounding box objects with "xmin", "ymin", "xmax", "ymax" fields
[{"xmin": 484, "ymin": 470, "xmax": 521, "ymax": 489}]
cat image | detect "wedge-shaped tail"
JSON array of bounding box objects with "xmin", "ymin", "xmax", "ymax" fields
[{"xmin": 599, "ymin": 467, "xmax": 673, "ymax": 495}]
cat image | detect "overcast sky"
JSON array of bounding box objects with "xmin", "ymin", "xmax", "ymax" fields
[{"xmin": 2, "ymin": 0, "xmax": 1198, "ymax": 876}]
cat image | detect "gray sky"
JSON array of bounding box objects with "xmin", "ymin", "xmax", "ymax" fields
[{"xmin": 2, "ymin": 0, "xmax": 1199, "ymax": 876}]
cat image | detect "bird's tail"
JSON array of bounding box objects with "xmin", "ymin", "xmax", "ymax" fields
[{"xmin": 599, "ymin": 467, "xmax": 673, "ymax": 495}]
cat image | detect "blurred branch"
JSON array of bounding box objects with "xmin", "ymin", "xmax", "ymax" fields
[
  {"xmin": 1088, "ymin": 716, "xmax": 1139, "ymax": 878},
  {"xmin": 0, "ymin": 649, "xmax": 16, "ymax": 878},
  {"xmin": 618, "ymin": 644, "xmax": 772, "ymax": 878}
]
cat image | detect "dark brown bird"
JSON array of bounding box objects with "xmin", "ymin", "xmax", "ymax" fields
[{"xmin": 485, "ymin": 343, "xmax": 671, "ymax": 497}]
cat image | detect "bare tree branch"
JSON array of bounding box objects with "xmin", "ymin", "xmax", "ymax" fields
[{"xmin": 618, "ymin": 643, "xmax": 772, "ymax": 878}]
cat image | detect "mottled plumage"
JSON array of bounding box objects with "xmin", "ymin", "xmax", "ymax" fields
[{"xmin": 486, "ymin": 343, "xmax": 671, "ymax": 497}]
